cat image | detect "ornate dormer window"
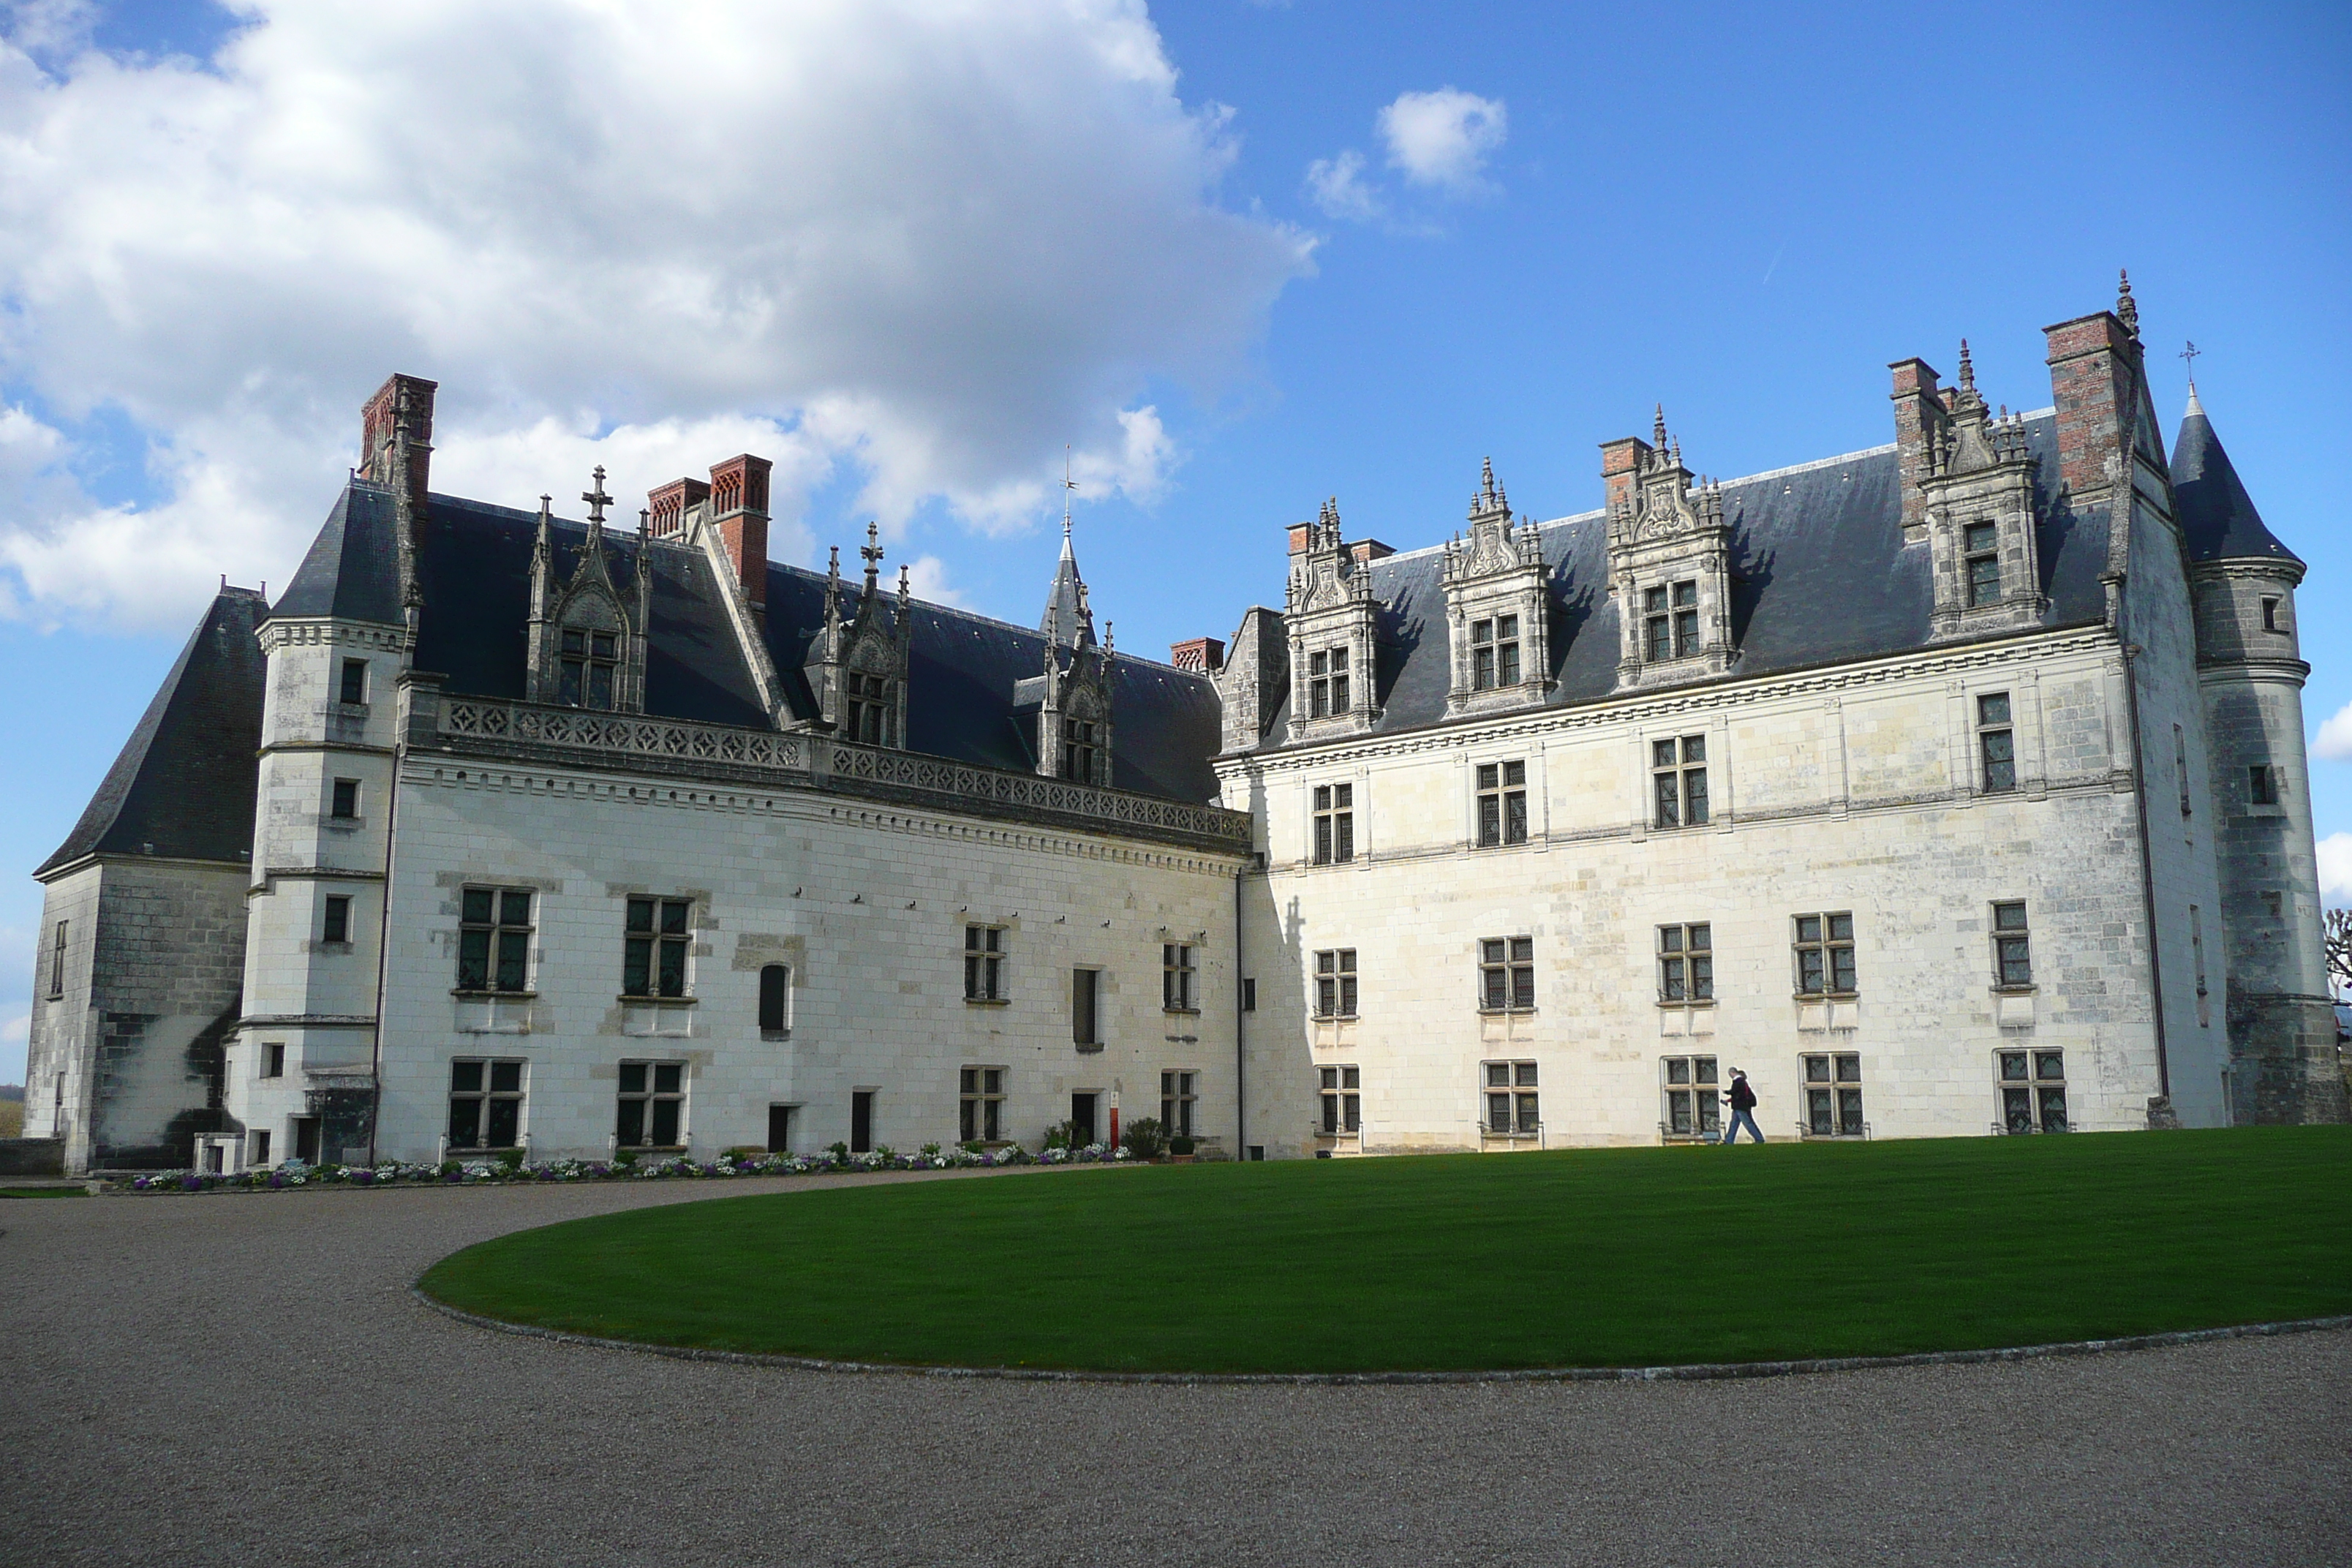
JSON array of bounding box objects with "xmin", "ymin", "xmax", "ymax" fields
[
  {"xmin": 527, "ymin": 469, "xmax": 649, "ymax": 712},
  {"xmin": 1602, "ymin": 410, "xmax": 1736, "ymax": 691},
  {"xmin": 1023, "ymin": 509, "xmax": 1115, "ymax": 784},
  {"xmin": 804, "ymin": 522, "xmax": 913, "ymax": 747},
  {"xmin": 1442, "ymin": 459, "xmax": 1551, "ymax": 718},
  {"xmin": 1918, "ymin": 342, "xmax": 2046, "ymax": 641},
  {"xmin": 1285, "ymin": 498, "xmax": 1388, "ymax": 740}
]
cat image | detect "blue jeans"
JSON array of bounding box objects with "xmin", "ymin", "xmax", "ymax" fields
[{"xmin": 1722, "ymin": 1107, "xmax": 1763, "ymax": 1144}]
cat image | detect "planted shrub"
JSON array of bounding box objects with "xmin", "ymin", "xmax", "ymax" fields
[
  {"xmin": 1169, "ymin": 1135, "xmax": 1196, "ymax": 1156},
  {"xmin": 1123, "ymin": 1117, "xmax": 1164, "ymax": 1160}
]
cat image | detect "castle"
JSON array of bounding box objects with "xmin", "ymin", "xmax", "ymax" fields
[{"xmin": 22, "ymin": 280, "xmax": 2345, "ymax": 1174}]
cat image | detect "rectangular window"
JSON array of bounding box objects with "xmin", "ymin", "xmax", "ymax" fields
[
  {"xmin": 1319, "ymin": 1065, "xmax": 1360, "ymax": 1134},
  {"xmin": 959, "ymin": 1066, "xmax": 1005, "ymax": 1142},
  {"xmin": 1307, "ymin": 645, "xmax": 1351, "ymax": 717},
  {"xmin": 249, "ymin": 1128, "xmax": 271, "ymax": 1166},
  {"xmin": 1062, "ymin": 717, "xmax": 1098, "ymax": 783},
  {"xmin": 458, "ymin": 888, "xmax": 534, "ymax": 993},
  {"xmin": 449, "ymin": 1058, "xmax": 525, "ymax": 1150},
  {"xmin": 2175, "ymin": 725, "xmax": 2192, "ymax": 818},
  {"xmin": 1999, "ymin": 1049, "xmax": 2068, "ymax": 1134},
  {"xmin": 1161, "ymin": 1070, "xmax": 1198, "ymax": 1139},
  {"xmin": 48, "ymin": 919, "xmax": 66, "ymax": 998},
  {"xmin": 2190, "ymin": 905, "xmax": 2207, "ymax": 998},
  {"xmin": 963, "ymin": 925, "xmax": 1006, "ymax": 1002},
  {"xmin": 1643, "ymin": 580, "xmax": 1700, "ymax": 661},
  {"xmin": 559, "ymin": 627, "xmax": 619, "ymax": 711},
  {"xmin": 261, "ymin": 1041, "xmax": 284, "ymax": 1079},
  {"xmin": 1977, "ymin": 693, "xmax": 2016, "ymax": 794},
  {"xmin": 624, "ymin": 897, "xmax": 693, "ymax": 998},
  {"xmin": 1163, "ymin": 943, "xmax": 1198, "ymax": 1011},
  {"xmin": 1313, "ymin": 949, "xmax": 1358, "ymax": 1019},
  {"xmin": 758, "ymin": 964, "xmax": 791, "ymax": 1035},
  {"xmin": 850, "ymin": 1090, "xmax": 875, "ymax": 1153},
  {"xmin": 1992, "ymin": 902, "xmax": 2032, "ymax": 987},
  {"xmin": 1071, "ymin": 968, "xmax": 1099, "ymax": 1047},
  {"xmin": 322, "ymin": 894, "xmax": 352, "ymax": 946},
  {"xmin": 1964, "ymin": 521, "xmax": 2001, "ymax": 607},
  {"xmin": 1312, "ymin": 783, "xmax": 1355, "ymax": 864},
  {"xmin": 1673, "ymin": 580, "xmax": 1698, "ymax": 656},
  {"xmin": 845, "ymin": 672, "xmax": 896, "ymax": 747},
  {"xmin": 1469, "ymin": 614, "xmax": 1521, "ymax": 690},
  {"xmin": 1480, "ymin": 936, "xmax": 1535, "ymax": 1012},
  {"xmin": 1483, "ymin": 1060, "xmax": 1540, "ymax": 1136},
  {"xmin": 2261, "ymin": 597, "xmax": 2280, "ymax": 633},
  {"xmin": 1658, "ymin": 923, "xmax": 1714, "ymax": 1001},
  {"xmin": 331, "ymin": 778, "xmax": 360, "ymax": 819},
  {"xmin": 1476, "ymin": 760, "xmax": 1528, "ymax": 847},
  {"xmin": 1802, "ymin": 1052, "xmax": 1866, "ymax": 1137},
  {"xmin": 1651, "ymin": 735, "xmax": 1709, "ymax": 829},
  {"xmin": 1661, "ymin": 1055, "xmax": 1722, "ymax": 1139},
  {"xmin": 617, "ymin": 1061, "xmax": 684, "ymax": 1147},
  {"xmin": 339, "ymin": 657, "xmax": 369, "ymax": 705},
  {"xmin": 1793, "ymin": 912, "xmax": 1858, "ymax": 996},
  {"xmin": 2248, "ymin": 764, "xmax": 2278, "ymax": 806}
]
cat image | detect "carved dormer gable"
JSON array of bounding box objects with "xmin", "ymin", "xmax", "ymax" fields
[
  {"xmin": 526, "ymin": 471, "xmax": 648, "ymax": 712},
  {"xmin": 803, "ymin": 523, "xmax": 912, "ymax": 747},
  {"xmin": 1030, "ymin": 522, "xmax": 1116, "ymax": 784},
  {"xmin": 1603, "ymin": 410, "xmax": 1737, "ymax": 690},
  {"xmin": 1919, "ymin": 342, "xmax": 2046, "ymax": 641},
  {"xmin": 1284, "ymin": 498, "xmax": 1387, "ymax": 741},
  {"xmin": 1441, "ymin": 458, "xmax": 1553, "ymax": 718}
]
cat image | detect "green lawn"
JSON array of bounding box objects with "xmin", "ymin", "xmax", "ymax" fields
[{"xmin": 419, "ymin": 1126, "xmax": 2352, "ymax": 1373}]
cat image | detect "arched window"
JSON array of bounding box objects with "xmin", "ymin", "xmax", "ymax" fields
[{"xmin": 758, "ymin": 963, "xmax": 790, "ymax": 1034}]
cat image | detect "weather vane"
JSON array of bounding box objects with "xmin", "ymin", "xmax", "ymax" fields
[
  {"xmin": 2179, "ymin": 339, "xmax": 2200, "ymax": 388},
  {"xmin": 1062, "ymin": 445, "xmax": 1079, "ymax": 541}
]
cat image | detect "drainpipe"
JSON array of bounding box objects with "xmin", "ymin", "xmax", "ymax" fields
[
  {"xmin": 366, "ymin": 679, "xmax": 410, "ymax": 1169},
  {"xmin": 2119, "ymin": 639, "xmax": 2172, "ymax": 1104},
  {"xmin": 1235, "ymin": 865, "xmax": 1246, "ymax": 1157}
]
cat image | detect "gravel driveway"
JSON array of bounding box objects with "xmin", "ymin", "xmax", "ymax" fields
[{"xmin": 2, "ymin": 1169, "xmax": 2346, "ymax": 1567}]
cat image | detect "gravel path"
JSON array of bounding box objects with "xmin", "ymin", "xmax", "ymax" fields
[{"xmin": 2, "ymin": 1172, "xmax": 2347, "ymax": 1567}]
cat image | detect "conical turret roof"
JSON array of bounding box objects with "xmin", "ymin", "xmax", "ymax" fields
[{"xmin": 2173, "ymin": 394, "xmax": 2301, "ymax": 567}]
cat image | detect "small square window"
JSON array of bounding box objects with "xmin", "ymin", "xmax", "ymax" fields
[
  {"xmin": 322, "ymin": 894, "xmax": 352, "ymax": 946},
  {"xmin": 339, "ymin": 658, "xmax": 368, "ymax": 705},
  {"xmin": 331, "ymin": 779, "xmax": 360, "ymax": 819}
]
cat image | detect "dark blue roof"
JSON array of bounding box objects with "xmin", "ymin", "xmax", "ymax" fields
[
  {"xmin": 273, "ymin": 483, "xmax": 404, "ymax": 623},
  {"xmin": 1262, "ymin": 412, "xmax": 2111, "ymax": 748},
  {"xmin": 40, "ymin": 589, "xmax": 268, "ymax": 876},
  {"xmin": 2171, "ymin": 401, "xmax": 2300, "ymax": 567}
]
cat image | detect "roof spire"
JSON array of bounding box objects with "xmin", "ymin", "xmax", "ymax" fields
[
  {"xmin": 1061, "ymin": 445, "xmax": 1077, "ymax": 554},
  {"xmin": 2116, "ymin": 268, "xmax": 2139, "ymax": 339},
  {"xmin": 859, "ymin": 521, "xmax": 884, "ymax": 592}
]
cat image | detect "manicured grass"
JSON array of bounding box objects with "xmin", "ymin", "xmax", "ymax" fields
[
  {"xmin": 0, "ymin": 1186, "xmax": 86, "ymax": 1199},
  {"xmin": 419, "ymin": 1126, "xmax": 2352, "ymax": 1373}
]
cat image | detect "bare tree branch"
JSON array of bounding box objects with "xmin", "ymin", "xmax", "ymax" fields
[{"xmin": 2326, "ymin": 907, "xmax": 2352, "ymax": 1005}]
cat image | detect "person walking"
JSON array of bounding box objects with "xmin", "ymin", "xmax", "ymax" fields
[{"xmin": 1722, "ymin": 1068, "xmax": 1764, "ymax": 1145}]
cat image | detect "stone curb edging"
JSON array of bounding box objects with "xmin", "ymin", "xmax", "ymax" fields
[{"xmin": 411, "ymin": 1290, "xmax": 2352, "ymax": 1386}]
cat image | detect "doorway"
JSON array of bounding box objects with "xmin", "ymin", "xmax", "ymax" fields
[
  {"xmin": 293, "ymin": 1117, "xmax": 321, "ymax": 1165},
  {"xmin": 766, "ymin": 1104, "xmax": 796, "ymax": 1153},
  {"xmin": 1069, "ymin": 1091, "xmax": 1099, "ymax": 1147},
  {"xmin": 849, "ymin": 1091, "xmax": 875, "ymax": 1153}
]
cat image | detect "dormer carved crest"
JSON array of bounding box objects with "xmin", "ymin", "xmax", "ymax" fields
[
  {"xmin": 1442, "ymin": 459, "xmax": 1553, "ymax": 717},
  {"xmin": 804, "ymin": 522, "xmax": 913, "ymax": 746},
  {"xmin": 1601, "ymin": 411, "xmax": 1739, "ymax": 690},
  {"xmin": 526, "ymin": 478, "xmax": 649, "ymax": 712},
  {"xmin": 1284, "ymin": 497, "xmax": 1386, "ymax": 739},
  {"xmin": 1918, "ymin": 343, "xmax": 2047, "ymax": 641}
]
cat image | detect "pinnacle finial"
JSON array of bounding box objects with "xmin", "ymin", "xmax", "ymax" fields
[
  {"xmin": 1061, "ymin": 443, "xmax": 1078, "ymax": 546},
  {"xmin": 2117, "ymin": 268, "xmax": 2139, "ymax": 339},
  {"xmin": 1957, "ymin": 338, "xmax": 1975, "ymax": 391},
  {"xmin": 859, "ymin": 521, "xmax": 884, "ymax": 586},
  {"xmin": 581, "ymin": 465, "xmax": 613, "ymax": 525},
  {"xmin": 1652, "ymin": 404, "xmax": 1667, "ymax": 448}
]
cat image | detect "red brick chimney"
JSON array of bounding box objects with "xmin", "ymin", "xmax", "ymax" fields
[
  {"xmin": 2043, "ymin": 309, "xmax": 2142, "ymax": 507},
  {"xmin": 358, "ymin": 373, "xmax": 437, "ymax": 510},
  {"xmin": 1169, "ymin": 636, "xmax": 1224, "ymax": 674},
  {"xmin": 1599, "ymin": 434, "xmax": 1651, "ymax": 514},
  {"xmin": 1888, "ymin": 357, "xmax": 1949, "ymax": 531},
  {"xmin": 646, "ymin": 478, "xmax": 710, "ymax": 540},
  {"xmin": 704, "ymin": 455, "xmax": 771, "ymax": 611}
]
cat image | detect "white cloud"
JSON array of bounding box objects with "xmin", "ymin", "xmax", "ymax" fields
[
  {"xmin": 0, "ymin": 0, "xmax": 1313, "ymax": 627},
  {"xmin": 900, "ymin": 554, "xmax": 968, "ymax": 609},
  {"xmin": 2320, "ymin": 833, "xmax": 2352, "ymax": 908},
  {"xmin": 1378, "ymin": 87, "xmax": 1507, "ymax": 193},
  {"xmin": 2315, "ymin": 701, "xmax": 2352, "ymax": 760},
  {"xmin": 1306, "ymin": 149, "xmax": 1383, "ymax": 222}
]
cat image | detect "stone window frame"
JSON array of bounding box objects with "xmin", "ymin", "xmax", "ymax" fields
[
  {"xmin": 623, "ymin": 896, "xmax": 696, "ymax": 1000},
  {"xmin": 330, "ymin": 777, "xmax": 361, "ymax": 821},
  {"xmin": 1062, "ymin": 716, "xmax": 1101, "ymax": 783},
  {"xmin": 1071, "ymin": 967, "xmax": 1103, "ymax": 1049},
  {"xmin": 1801, "ymin": 1052, "xmax": 1866, "ymax": 1139},
  {"xmin": 338, "ymin": 657, "xmax": 369, "ymax": 706},
  {"xmin": 260, "ymin": 1041, "xmax": 286, "ymax": 1079},
  {"xmin": 1477, "ymin": 935, "xmax": 1535, "ymax": 1014},
  {"xmin": 1658, "ymin": 923, "xmax": 1714, "ymax": 1003},
  {"xmin": 1318, "ymin": 1065, "xmax": 1360, "ymax": 1136},
  {"xmin": 1160, "ymin": 1069, "xmax": 1199, "ymax": 1139},
  {"xmin": 1162, "ymin": 942, "xmax": 1199, "ymax": 1014},
  {"xmin": 456, "ymin": 886, "xmax": 535, "ymax": 996},
  {"xmin": 1641, "ymin": 579, "xmax": 1700, "ymax": 664},
  {"xmin": 1313, "ymin": 948, "xmax": 1358, "ymax": 1019},
  {"xmin": 47, "ymin": 918, "xmax": 66, "ymax": 999},
  {"xmin": 558, "ymin": 624, "xmax": 622, "ymax": 711},
  {"xmin": 1474, "ymin": 759, "xmax": 1529, "ymax": 848},
  {"xmin": 1660, "ymin": 1053, "xmax": 1722, "ymax": 1142},
  {"xmin": 844, "ymin": 670, "xmax": 899, "ymax": 747},
  {"xmin": 321, "ymin": 893, "xmax": 354, "ymax": 947},
  {"xmin": 449, "ymin": 1057, "xmax": 527, "ymax": 1151},
  {"xmin": 959, "ymin": 1064, "xmax": 1007, "ymax": 1143},
  {"xmin": 1469, "ymin": 614, "xmax": 1523, "ymax": 691},
  {"xmin": 1991, "ymin": 902, "xmax": 2034, "ymax": 992},
  {"xmin": 617, "ymin": 1060, "xmax": 687, "ymax": 1149},
  {"xmin": 2261, "ymin": 596, "xmax": 2283, "ymax": 634},
  {"xmin": 1997, "ymin": 1048, "xmax": 2068, "ymax": 1134},
  {"xmin": 1305, "ymin": 644, "xmax": 1352, "ymax": 718},
  {"xmin": 1962, "ymin": 520, "xmax": 2002, "ymax": 608},
  {"xmin": 2174, "ymin": 725, "xmax": 2193, "ymax": 820},
  {"xmin": 1651, "ymin": 734, "xmax": 1710, "ymax": 829},
  {"xmin": 2247, "ymin": 763, "xmax": 2281, "ymax": 809},
  {"xmin": 1976, "ymin": 693, "xmax": 2016, "ymax": 794},
  {"xmin": 1311, "ymin": 781, "xmax": 1355, "ymax": 865},
  {"xmin": 1481, "ymin": 1060, "xmax": 1540, "ymax": 1138},
  {"xmin": 758, "ymin": 962, "xmax": 792, "ymax": 1039},
  {"xmin": 1793, "ymin": 912, "xmax": 1858, "ymax": 998},
  {"xmin": 963, "ymin": 924, "xmax": 1008, "ymax": 1005}
]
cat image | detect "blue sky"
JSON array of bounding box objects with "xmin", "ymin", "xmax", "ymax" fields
[{"xmin": 2, "ymin": 0, "xmax": 2348, "ymax": 1082}]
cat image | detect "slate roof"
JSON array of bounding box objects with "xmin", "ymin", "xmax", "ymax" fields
[
  {"xmin": 39, "ymin": 589, "xmax": 269, "ymax": 878},
  {"xmin": 1260, "ymin": 411, "xmax": 2111, "ymax": 750},
  {"xmin": 2171, "ymin": 396, "xmax": 2300, "ymax": 568},
  {"xmin": 270, "ymin": 479, "xmax": 1226, "ymax": 804}
]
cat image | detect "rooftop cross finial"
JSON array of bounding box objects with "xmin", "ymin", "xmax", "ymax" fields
[
  {"xmin": 859, "ymin": 521, "xmax": 884, "ymax": 584},
  {"xmin": 581, "ymin": 466, "xmax": 613, "ymax": 525},
  {"xmin": 2117, "ymin": 268, "xmax": 2139, "ymax": 339}
]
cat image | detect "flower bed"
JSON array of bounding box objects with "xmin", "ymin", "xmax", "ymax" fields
[{"xmin": 124, "ymin": 1141, "xmax": 1130, "ymax": 1194}]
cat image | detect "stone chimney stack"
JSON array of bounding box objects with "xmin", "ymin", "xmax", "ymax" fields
[
  {"xmin": 1888, "ymin": 356, "xmax": 1950, "ymax": 533},
  {"xmin": 358, "ymin": 373, "xmax": 437, "ymax": 510},
  {"xmin": 2043, "ymin": 301, "xmax": 2144, "ymax": 510},
  {"xmin": 1169, "ymin": 636, "xmax": 1224, "ymax": 674},
  {"xmin": 1599, "ymin": 433, "xmax": 1652, "ymax": 516},
  {"xmin": 705, "ymin": 454, "xmax": 772, "ymax": 611},
  {"xmin": 645, "ymin": 477, "xmax": 710, "ymax": 540}
]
